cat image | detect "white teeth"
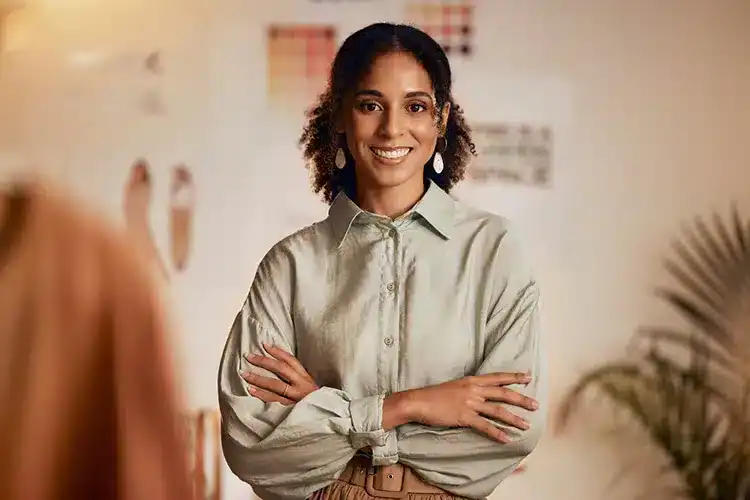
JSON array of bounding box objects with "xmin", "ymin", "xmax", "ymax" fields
[{"xmin": 371, "ymin": 148, "xmax": 410, "ymax": 160}]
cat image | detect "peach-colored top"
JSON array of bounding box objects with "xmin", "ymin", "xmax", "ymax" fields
[{"xmin": 0, "ymin": 179, "xmax": 194, "ymax": 500}]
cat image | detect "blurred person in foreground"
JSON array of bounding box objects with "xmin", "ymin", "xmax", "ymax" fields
[{"xmin": 0, "ymin": 178, "xmax": 194, "ymax": 500}]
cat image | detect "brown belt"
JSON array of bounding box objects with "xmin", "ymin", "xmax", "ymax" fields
[{"xmin": 337, "ymin": 455, "xmax": 450, "ymax": 498}]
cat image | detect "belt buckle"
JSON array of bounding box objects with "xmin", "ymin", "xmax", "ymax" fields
[{"xmin": 365, "ymin": 465, "xmax": 408, "ymax": 499}]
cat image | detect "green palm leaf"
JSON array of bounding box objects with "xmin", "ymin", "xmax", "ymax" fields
[{"xmin": 556, "ymin": 206, "xmax": 750, "ymax": 499}]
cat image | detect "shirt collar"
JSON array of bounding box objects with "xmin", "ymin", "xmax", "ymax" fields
[{"xmin": 328, "ymin": 180, "xmax": 456, "ymax": 248}]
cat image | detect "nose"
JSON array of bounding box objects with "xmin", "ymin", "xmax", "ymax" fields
[{"xmin": 378, "ymin": 108, "xmax": 405, "ymax": 139}]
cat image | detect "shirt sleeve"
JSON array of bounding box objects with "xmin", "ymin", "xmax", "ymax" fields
[
  {"xmin": 396, "ymin": 226, "xmax": 547, "ymax": 499},
  {"xmin": 217, "ymin": 245, "xmax": 394, "ymax": 500}
]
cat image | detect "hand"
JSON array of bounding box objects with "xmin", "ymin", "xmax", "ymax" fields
[
  {"xmin": 405, "ymin": 372, "xmax": 539, "ymax": 443},
  {"xmin": 242, "ymin": 343, "xmax": 319, "ymax": 405}
]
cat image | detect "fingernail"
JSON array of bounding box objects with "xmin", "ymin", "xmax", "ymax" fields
[
  {"xmin": 523, "ymin": 375, "xmax": 532, "ymax": 384},
  {"xmin": 247, "ymin": 386, "xmax": 256, "ymax": 393},
  {"xmin": 531, "ymin": 400, "xmax": 539, "ymax": 410},
  {"xmin": 499, "ymin": 434, "xmax": 510, "ymax": 444},
  {"xmin": 246, "ymin": 354, "xmax": 258, "ymax": 361},
  {"xmin": 519, "ymin": 420, "xmax": 530, "ymax": 430}
]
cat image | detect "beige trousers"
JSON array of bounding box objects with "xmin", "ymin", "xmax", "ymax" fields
[{"xmin": 310, "ymin": 456, "xmax": 464, "ymax": 500}]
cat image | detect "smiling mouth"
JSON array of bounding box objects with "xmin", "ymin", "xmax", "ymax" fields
[{"xmin": 370, "ymin": 147, "xmax": 412, "ymax": 161}]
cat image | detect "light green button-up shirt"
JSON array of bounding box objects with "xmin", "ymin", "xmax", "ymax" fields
[{"xmin": 218, "ymin": 181, "xmax": 545, "ymax": 500}]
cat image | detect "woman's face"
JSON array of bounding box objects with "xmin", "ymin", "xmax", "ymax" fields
[{"xmin": 339, "ymin": 51, "xmax": 448, "ymax": 194}]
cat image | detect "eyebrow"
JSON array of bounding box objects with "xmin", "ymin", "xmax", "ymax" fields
[{"xmin": 354, "ymin": 89, "xmax": 433, "ymax": 100}]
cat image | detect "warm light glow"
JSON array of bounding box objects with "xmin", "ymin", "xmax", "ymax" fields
[
  {"xmin": 0, "ymin": 0, "xmax": 27, "ymax": 12},
  {"xmin": 67, "ymin": 50, "xmax": 108, "ymax": 68},
  {"xmin": 1, "ymin": 7, "xmax": 31, "ymax": 52}
]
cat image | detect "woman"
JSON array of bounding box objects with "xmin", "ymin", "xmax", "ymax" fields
[
  {"xmin": 0, "ymin": 179, "xmax": 194, "ymax": 500},
  {"xmin": 218, "ymin": 23, "xmax": 545, "ymax": 500}
]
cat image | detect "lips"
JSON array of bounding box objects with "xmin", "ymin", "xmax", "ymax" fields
[{"xmin": 370, "ymin": 147, "xmax": 412, "ymax": 160}]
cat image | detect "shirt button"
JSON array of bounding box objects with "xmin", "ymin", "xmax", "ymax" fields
[
  {"xmin": 389, "ymin": 228, "xmax": 397, "ymax": 238},
  {"xmin": 386, "ymin": 282, "xmax": 396, "ymax": 293},
  {"xmin": 384, "ymin": 337, "xmax": 394, "ymax": 347}
]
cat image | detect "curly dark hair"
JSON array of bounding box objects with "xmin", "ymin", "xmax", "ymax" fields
[{"xmin": 299, "ymin": 22, "xmax": 476, "ymax": 204}]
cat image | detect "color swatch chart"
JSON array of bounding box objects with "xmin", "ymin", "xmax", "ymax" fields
[
  {"xmin": 267, "ymin": 24, "xmax": 337, "ymax": 103},
  {"xmin": 406, "ymin": 1, "xmax": 475, "ymax": 56}
]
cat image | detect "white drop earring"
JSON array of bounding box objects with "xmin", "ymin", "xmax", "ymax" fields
[
  {"xmin": 433, "ymin": 136, "xmax": 447, "ymax": 174},
  {"xmin": 335, "ymin": 148, "xmax": 346, "ymax": 169}
]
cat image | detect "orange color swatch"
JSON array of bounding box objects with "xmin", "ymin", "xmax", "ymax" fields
[{"xmin": 267, "ymin": 24, "xmax": 337, "ymax": 103}]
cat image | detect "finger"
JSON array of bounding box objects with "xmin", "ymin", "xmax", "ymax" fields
[
  {"xmin": 263, "ymin": 344, "xmax": 314, "ymax": 381},
  {"xmin": 466, "ymin": 415, "xmax": 510, "ymax": 444},
  {"xmin": 242, "ymin": 372, "xmax": 299, "ymax": 401},
  {"xmin": 474, "ymin": 402, "xmax": 530, "ymax": 431},
  {"xmin": 247, "ymin": 385, "xmax": 294, "ymax": 406},
  {"xmin": 481, "ymin": 386, "xmax": 539, "ymax": 411},
  {"xmin": 472, "ymin": 372, "xmax": 531, "ymax": 387},
  {"xmin": 246, "ymin": 354, "xmax": 300, "ymax": 384}
]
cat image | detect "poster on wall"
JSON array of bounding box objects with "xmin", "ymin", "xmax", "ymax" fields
[
  {"xmin": 123, "ymin": 159, "xmax": 196, "ymax": 281},
  {"xmin": 266, "ymin": 24, "xmax": 337, "ymax": 105},
  {"xmin": 141, "ymin": 50, "xmax": 165, "ymax": 115},
  {"xmin": 467, "ymin": 123, "xmax": 553, "ymax": 187},
  {"xmin": 169, "ymin": 164, "xmax": 195, "ymax": 272},
  {"xmin": 405, "ymin": 0, "xmax": 474, "ymax": 56}
]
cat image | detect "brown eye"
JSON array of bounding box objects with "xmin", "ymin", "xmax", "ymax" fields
[
  {"xmin": 408, "ymin": 102, "xmax": 427, "ymax": 113},
  {"xmin": 358, "ymin": 101, "xmax": 380, "ymax": 113}
]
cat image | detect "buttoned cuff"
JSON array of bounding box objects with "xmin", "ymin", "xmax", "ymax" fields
[{"xmin": 349, "ymin": 394, "xmax": 399, "ymax": 464}]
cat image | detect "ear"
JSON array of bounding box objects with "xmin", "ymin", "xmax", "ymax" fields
[{"xmin": 439, "ymin": 102, "xmax": 451, "ymax": 135}]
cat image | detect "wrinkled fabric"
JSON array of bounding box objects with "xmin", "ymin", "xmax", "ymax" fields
[{"xmin": 218, "ymin": 181, "xmax": 546, "ymax": 500}]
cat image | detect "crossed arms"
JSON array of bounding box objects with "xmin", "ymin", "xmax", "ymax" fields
[{"xmin": 217, "ymin": 235, "xmax": 545, "ymax": 500}]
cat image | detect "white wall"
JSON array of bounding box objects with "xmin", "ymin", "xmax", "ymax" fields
[{"xmin": 1, "ymin": 1, "xmax": 749, "ymax": 499}]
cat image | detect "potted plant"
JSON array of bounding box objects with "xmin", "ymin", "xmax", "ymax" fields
[{"xmin": 556, "ymin": 207, "xmax": 750, "ymax": 499}]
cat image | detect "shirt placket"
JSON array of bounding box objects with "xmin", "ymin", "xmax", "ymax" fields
[{"xmin": 377, "ymin": 222, "xmax": 402, "ymax": 397}]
